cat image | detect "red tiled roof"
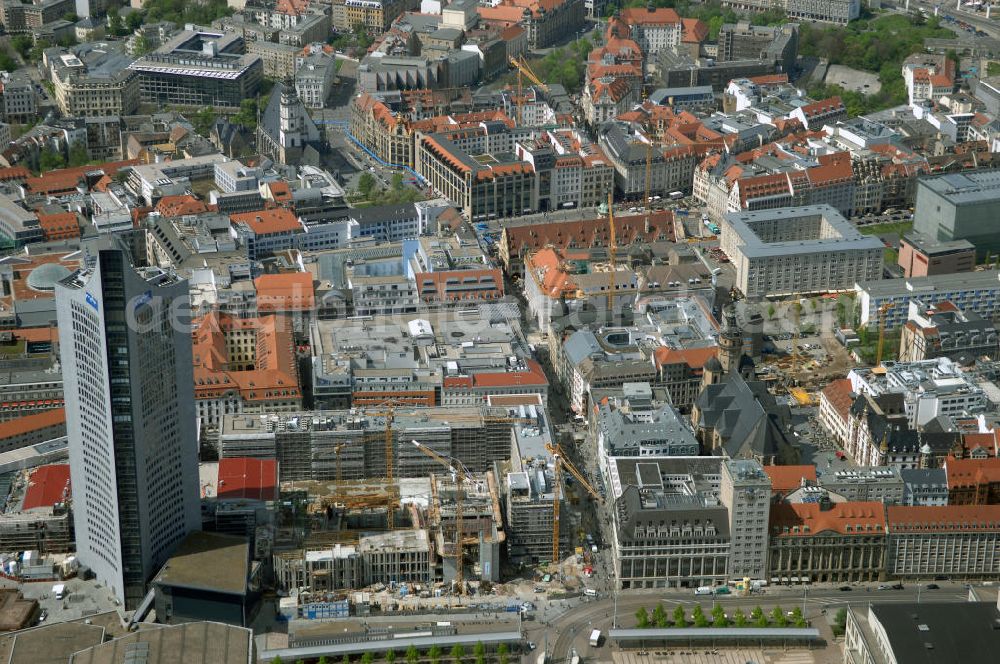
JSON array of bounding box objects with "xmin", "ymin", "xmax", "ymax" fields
[
  {"xmin": 801, "ymin": 97, "xmax": 844, "ymax": 118},
  {"xmin": 763, "ymin": 465, "xmax": 818, "ymax": 494},
  {"xmin": 471, "ymin": 359, "xmax": 548, "ymax": 388},
  {"xmin": 681, "ymin": 18, "xmax": 708, "ymax": 43},
  {"xmin": 24, "ymin": 160, "xmax": 137, "ymax": 196},
  {"xmin": 749, "ymin": 74, "xmax": 789, "ymax": 85},
  {"xmin": 35, "ymin": 211, "xmax": 80, "ymax": 240},
  {"xmin": 230, "ymin": 208, "xmax": 304, "ymax": 236},
  {"xmin": 652, "ymin": 346, "xmax": 718, "ymax": 370},
  {"xmin": 0, "ymin": 408, "xmax": 65, "ymax": 440},
  {"xmin": 821, "ymin": 378, "xmax": 854, "ymax": 423},
  {"xmin": 217, "ymin": 458, "xmax": 278, "ymax": 501},
  {"xmin": 770, "ymin": 501, "xmax": 887, "ymax": 537},
  {"xmin": 504, "ymin": 211, "xmax": 674, "ymax": 258},
  {"xmin": 254, "ymin": 272, "xmax": 316, "ymax": 312},
  {"xmin": 621, "ymin": 6, "xmax": 681, "ymax": 25},
  {"xmin": 156, "ymin": 194, "xmax": 209, "ymax": 217},
  {"xmin": 22, "ymin": 464, "xmax": 70, "ymax": 510},
  {"xmin": 945, "ymin": 457, "xmax": 1000, "ymax": 488}
]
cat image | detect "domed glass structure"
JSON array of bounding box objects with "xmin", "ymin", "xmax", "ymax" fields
[{"xmin": 26, "ymin": 263, "xmax": 72, "ymax": 292}]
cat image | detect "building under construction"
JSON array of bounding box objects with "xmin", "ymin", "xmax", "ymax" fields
[
  {"xmin": 219, "ymin": 406, "xmax": 532, "ymax": 482},
  {"xmin": 272, "ymin": 465, "xmax": 506, "ymax": 593},
  {"xmin": 428, "ymin": 470, "xmax": 504, "ymax": 583},
  {"xmin": 495, "ymin": 400, "xmax": 567, "ymax": 564}
]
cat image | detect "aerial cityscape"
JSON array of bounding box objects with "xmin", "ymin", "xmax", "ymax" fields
[{"xmin": 0, "ymin": 0, "xmax": 1000, "ymax": 662}]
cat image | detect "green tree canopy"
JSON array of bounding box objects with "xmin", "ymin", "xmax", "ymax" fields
[
  {"xmin": 193, "ymin": 106, "xmax": 217, "ymax": 137},
  {"xmin": 635, "ymin": 606, "xmax": 649, "ymax": 628},
  {"xmin": 68, "ymin": 141, "xmax": 89, "ymax": 168},
  {"xmin": 692, "ymin": 604, "xmax": 709, "ymax": 627},
  {"xmin": 358, "ymin": 172, "xmax": 376, "ymax": 198},
  {"xmin": 673, "ymin": 604, "xmax": 686, "ymax": 627},
  {"xmin": 39, "ymin": 147, "xmax": 66, "ymax": 173}
]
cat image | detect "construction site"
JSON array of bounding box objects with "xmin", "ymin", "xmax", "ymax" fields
[{"xmin": 264, "ymin": 395, "xmax": 609, "ymax": 610}]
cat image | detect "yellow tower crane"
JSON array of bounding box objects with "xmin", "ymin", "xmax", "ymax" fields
[
  {"xmin": 334, "ymin": 443, "xmax": 346, "ymax": 483},
  {"xmin": 607, "ymin": 192, "xmax": 617, "ymax": 315},
  {"xmin": 410, "ymin": 440, "xmax": 468, "ymax": 595},
  {"xmin": 509, "ymin": 56, "xmax": 549, "ymax": 126},
  {"xmin": 358, "ymin": 402, "xmax": 404, "ymax": 530},
  {"xmin": 545, "ymin": 443, "xmax": 602, "ymax": 565},
  {"xmin": 875, "ymin": 302, "xmax": 895, "ymax": 367}
]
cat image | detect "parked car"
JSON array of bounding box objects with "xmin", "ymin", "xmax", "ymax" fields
[
  {"xmin": 926, "ymin": 583, "xmax": 940, "ymax": 590},
  {"xmin": 839, "ymin": 586, "xmax": 852, "ymax": 592}
]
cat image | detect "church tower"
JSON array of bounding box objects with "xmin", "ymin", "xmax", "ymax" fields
[
  {"xmin": 278, "ymin": 83, "xmax": 302, "ymax": 160},
  {"xmin": 718, "ymin": 304, "xmax": 742, "ymax": 374}
]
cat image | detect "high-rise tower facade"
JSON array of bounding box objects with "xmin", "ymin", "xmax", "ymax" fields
[{"xmin": 56, "ymin": 237, "xmax": 201, "ymax": 609}]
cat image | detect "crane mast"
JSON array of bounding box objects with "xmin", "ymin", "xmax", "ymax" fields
[{"xmin": 411, "ymin": 441, "xmax": 466, "ymax": 594}]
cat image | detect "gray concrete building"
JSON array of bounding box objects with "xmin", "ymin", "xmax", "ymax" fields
[
  {"xmin": 900, "ymin": 467, "xmax": 948, "ymax": 506},
  {"xmin": 129, "ymin": 29, "xmax": 263, "ymax": 109},
  {"xmin": 819, "ymin": 467, "xmax": 905, "ymax": 504},
  {"xmin": 913, "ymin": 170, "xmax": 1000, "ymax": 257},
  {"xmin": 608, "ymin": 456, "xmax": 732, "ymax": 589},
  {"xmin": 719, "ymin": 459, "xmax": 771, "ymax": 581},
  {"xmin": 596, "ymin": 384, "xmax": 700, "ymax": 458},
  {"xmin": 55, "ymin": 235, "xmax": 202, "ymax": 609},
  {"xmin": 721, "ymin": 205, "xmax": 883, "ymax": 298}
]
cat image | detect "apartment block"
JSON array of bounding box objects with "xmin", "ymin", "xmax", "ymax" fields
[
  {"xmin": 899, "ymin": 299, "xmax": 1000, "ymax": 363},
  {"xmin": 247, "ymin": 40, "xmax": 300, "ymax": 80},
  {"xmin": 848, "ymin": 357, "xmax": 987, "ymax": 429},
  {"xmin": 479, "ymin": 0, "xmax": 585, "ymax": 50},
  {"xmin": 722, "ymin": 205, "xmax": 883, "ymax": 298},
  {"xmin": 857, "ymin": 270, "xmax": 1000, "ymax": 330},
  {"xmin": 784, "ymin": 0, "xmax": 859, "ymax": 26},
  {"xmin": 819, "ymin": 467, "xmax": 904, "ymax": 504}
]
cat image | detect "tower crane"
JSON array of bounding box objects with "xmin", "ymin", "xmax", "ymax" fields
[
  {"xmin": 607, "ymin": 192, "xmax": 617, "ymax": 315},
  {"xmin": 334, "ymin": 443, "xmax": 346, "ymax": 483},
  {"xmin": 875, "ymin": 302, "xmax": 895, "ymax": 366},
  {"xmin": 411, "ymin": 440, "xmax": 469, "ymax": 594},
  {"xmin": 355, "ymin": 401, "xmax": 404, "ymax": 529},
  {"xmin": 509, "ymin": 56, "xmax": 549, "ymax": 126},
  {"xmin": 545, "ymin": 443, "xmax": 602, "ymax": 565}
]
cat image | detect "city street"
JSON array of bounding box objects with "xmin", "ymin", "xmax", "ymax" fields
[{"xmin": 524, "ymin": 582, "xmax": 977, "ymax": 662}]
